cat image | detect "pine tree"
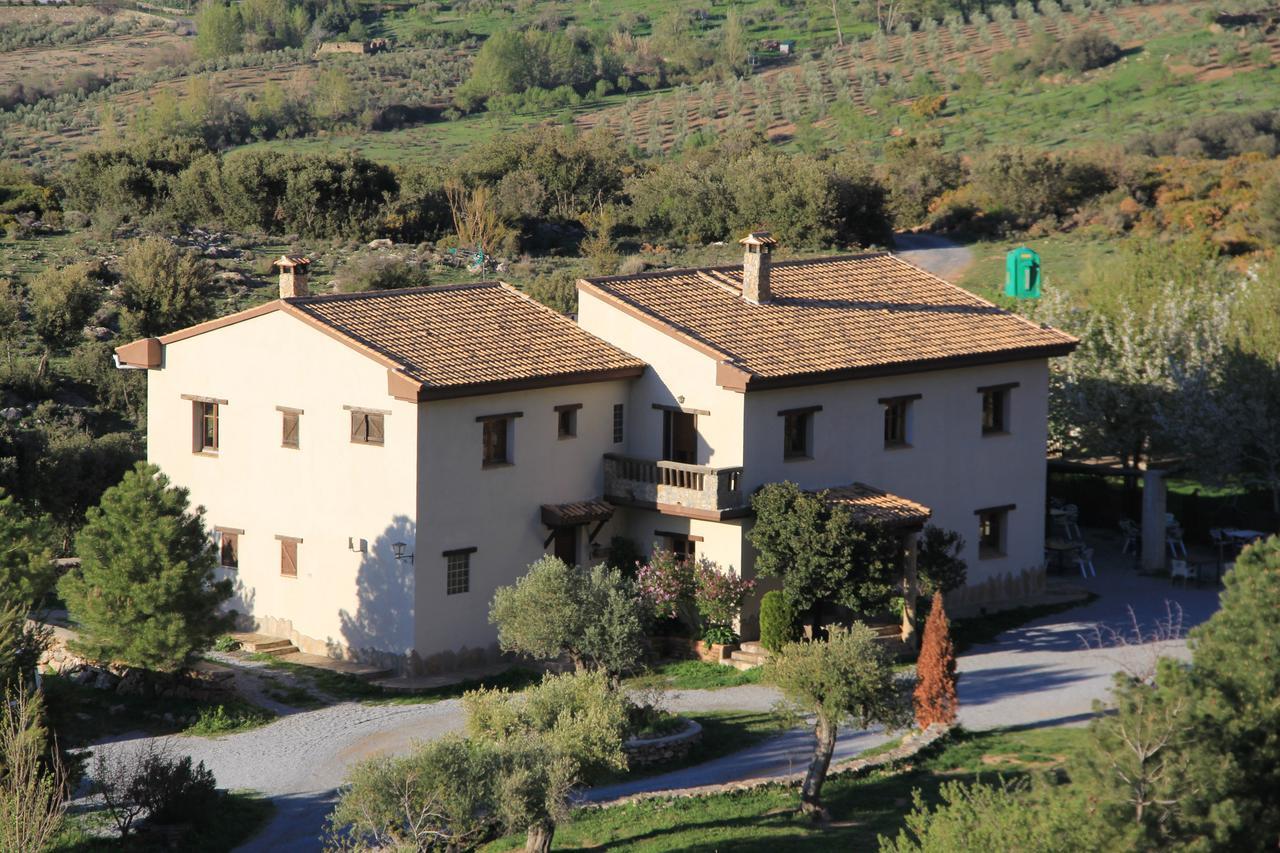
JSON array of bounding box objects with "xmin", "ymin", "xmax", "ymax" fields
[
  {"xmin": 913, "ymin": 593, "xmax": 958, "ymax": 730},
  {"xmin": 0, "ymin": 492, "xmax": 54, "ymax": 608},
  {"xmin": 58, "ymin": 463, "xmax": 232, "ymax": 672}
]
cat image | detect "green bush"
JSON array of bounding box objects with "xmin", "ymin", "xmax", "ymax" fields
[
  {"xmin": 758, "ymin": 590, "xmax": 796, "ymax": 653},
  {"xmin": 1047, "ymin": 30, "xmax": 1122, "ymax": 73}
]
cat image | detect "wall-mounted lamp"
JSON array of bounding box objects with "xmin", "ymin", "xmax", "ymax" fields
[{"xmin": 391, "ymin": 541, "xmax": 414, "ymax": 564}]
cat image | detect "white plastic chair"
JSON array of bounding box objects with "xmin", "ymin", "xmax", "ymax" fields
[
  {"xmin": 1170, "ymin": 559, "xmax": 1194, "ymax": 586},
  {"xmin": 1167, "ymin": 525, "xmax": 1187, "ymax": 559},
  {"xmin": 1076, "ymin": 547, "xmax": 1096, "ymax": 578},
  {"xmin": 1119, "ymin": 519, "xmax": 1140, "ymax": 554}
]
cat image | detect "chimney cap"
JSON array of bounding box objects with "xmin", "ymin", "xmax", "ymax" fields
[
  {"xmin": 273, "ymin": 255, "xmax": 311, "ymax": 271},
  {"xmin": 739, "ymin": 231, "xmax": 777, "ymax": 249}
]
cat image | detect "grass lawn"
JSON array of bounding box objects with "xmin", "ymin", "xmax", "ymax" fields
[
  {"xmin": 485, "ymin": 726, "xmax": 1089, "ymax": 852},
  {"xmin": 41, "ymin": 673, "xmax": 276, "ymax": 747},
  {"xmin": 952, "ymin": 228, "xmax": 1127, "ymax": 305},
  {"xmin": 244, "ymin": 654, "xmax": 542, "ymax": 705},
  {"xmin": 598, "ymin": 711, "xmax": 786, "ymax": 786},
  {"xmin": 630, "ymin": 660, "xmax": 764, "ymax": 691},
  {"xmin": 51, "ymin": 790, "xmax": 274, "ymax": 852}
]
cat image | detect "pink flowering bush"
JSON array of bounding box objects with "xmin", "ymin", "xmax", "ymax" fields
[
  {"xmin": 635, "ymin": 550, "xmax": 694, "ymax": 622},
  {"xmin": 693, "ymin": 558, "xmax": 755, "ymax": 645}
]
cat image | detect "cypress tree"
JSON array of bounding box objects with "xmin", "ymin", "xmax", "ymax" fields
[
  {"xmin": 913, "ymin": 592, "xmax": 958, "ymax": 730},
  {"xmin": 58, "ymin": 463, "xmax": 232, "ymax": 672}
]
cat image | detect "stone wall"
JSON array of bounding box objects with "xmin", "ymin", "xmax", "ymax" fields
[{"xmin": 623, "ymin": 719, "xmax": 703, "ymax": 768}]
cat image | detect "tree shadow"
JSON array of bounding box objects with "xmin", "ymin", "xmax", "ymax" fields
[{"xmin": 336, "ymin": 515, "xmax": 416, "ymax": 667}]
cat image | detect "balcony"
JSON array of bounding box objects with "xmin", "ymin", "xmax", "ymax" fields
[{"xmin": 603, "ymin": 453, "xmax": 746, "ymax": 517}]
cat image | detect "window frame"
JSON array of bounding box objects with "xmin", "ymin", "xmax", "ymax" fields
[
  {"xmin": 183, "ymin": 395, "xmax": 226, "ymax": 454},
  {"xmin": 555, "ymin": 403, "xmax": 581, "ymax": 440},
  {"xmin": 612, "ymin": 403, "xmax": 625, "ymax": 444},
  {"xmin": 444, "ymin": 547, "xmax": 475, "ymax": 595},
  {"xmin": 978, "ymin": 383, "xmax": 1018, "ymax": 436},
  {"xmin": 880, "ymin": 393, "xmax": 921, "ymax": 449},
  {"xmin": 477, "ymin": 412, "xmax": 522, "ymax": 467},
  {"xmin": 277, "ymin": 535, "xmax": 302, "ymax": 578},
  {"xmin": 278, "ymin": 406, "xmax": 303, "ymax": 449},
  {"xmin": 347, "ymin": 407, "xmax": 387, "ymax": 446},
  {"xmin": 656, "ymin": 529, "xmax": 701, "ymax": 563},
  {"xmin": 975, "ymin": 504, "xmax": 1015, "ymax": 559},
  {"xmin": 214, "ymin": 527, "xmax": 242, "ymax": 570},
  {"xmin": 779, "ymin": 405, "xmax": 821, "ymax": 460}
]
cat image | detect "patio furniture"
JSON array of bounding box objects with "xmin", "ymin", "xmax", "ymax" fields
[
  {"xmin": 1045, "ymin": 537, "xmax": 1083, "ymax": 573},
  {"xmin": 1222, "ymin": 528, "xmax": 1266, "ymax": 545},
  {"xmin": 1075, "ymin": 546, "xmax": 1096, "ymax": 578},
  {"xmin": 1062, "ymin": 504, "xmax": 1081, "ymax": 540},
  {"xmin": 1166, "ymin": 524, "xmax": 1187, "ymax": 559},
  {"xmin": 1119, "ymin": 519, "xmax": 1140, "ymax": 555},
  {"xmin": 1170, "ymin": 559, "xmax": 1195, "ymax": 586}
]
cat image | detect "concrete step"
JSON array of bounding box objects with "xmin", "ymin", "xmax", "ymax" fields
[
  {"xmin": 233, "ymin": 633, "xmax": 300, "ymax": 656},
  {"xmin": 725, "ymin": 648, "xmax": 769, "ymax": 671},
  {"xmin": 738, "ymin": 641, "xmax": 766, "ymax": 655}
]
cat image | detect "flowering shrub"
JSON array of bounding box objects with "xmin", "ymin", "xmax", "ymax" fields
[
  {"xmin": 635, "ymin": 550, "xmax": 694, "ymax": 621},
  {"xmin": 693, "ymin": 559, "xmax": 755, "ymax": 644}
]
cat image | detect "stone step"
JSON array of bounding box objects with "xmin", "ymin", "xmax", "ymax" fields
[
  {"xmin": 738, "ymin": 641, "xmax": 766, "ymax": 655},
  {"xmin": 253, "ymin": 642, "xmax": 300, "ymax": 657},
  {"xmin": 233, "ymin": 633, "xmax": 300, "ymax": 656},
  {"xmin": 725, "ymin": 657, "xmax": 760, "ymax": 672}
]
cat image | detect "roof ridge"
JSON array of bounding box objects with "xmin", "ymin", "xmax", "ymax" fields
[{"xmin": 287, "ymin": 281, "xmax": 502, "ymax": 305}]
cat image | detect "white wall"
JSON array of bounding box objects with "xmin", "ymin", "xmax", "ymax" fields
[
  {"xmin": 577, "ymin": 291, "xmax": 744, "ymax": 466},
  {"xmin": 742, "ymin": 359, "xmax": 1051, "ymax": 586},
  {"xmin": 415, "ymin": 380, "xmax": 631, "ymax": 658},
  {"xmin": 147, "ymin": 310, "xmax": 419, "ymax": 659}
]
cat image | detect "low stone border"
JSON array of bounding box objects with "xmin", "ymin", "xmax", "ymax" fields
[
  {"xmin": 623, "ymin": 718, "xmax": 703, "ymax": 768},
  {"xmin": 594, "ymin": 722, "xmax": 952, "ymax": 807}
]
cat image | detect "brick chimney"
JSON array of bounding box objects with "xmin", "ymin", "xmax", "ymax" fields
[
  {"xmin": 274, "ymin": 255, "xmax": 311, "ymax": 299},
  {"xmin": 740, "ymin": 232, "xmax": 777, "ymax": 304}
]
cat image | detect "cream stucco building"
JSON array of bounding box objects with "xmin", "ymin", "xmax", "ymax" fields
[{"xmin": 116, "ymin": 239, "xmax": 1076, "ymax": 672}]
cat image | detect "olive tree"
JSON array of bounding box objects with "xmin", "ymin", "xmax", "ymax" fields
[
  {"xmin": 489, "ymin": 557, "xmax": 647, "ymax": 677},
  {"xmin": 764, "ymin": 624, "xmax": 911, "ymax": 818}
]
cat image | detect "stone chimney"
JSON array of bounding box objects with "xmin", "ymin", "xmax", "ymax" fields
[
  {"xmin": 739, "ymin": 231, "xmax": 777, "ymax": 304},
  {"xmin": 274, "ymin": 255, "xmax": 311, "ymax": 299}
]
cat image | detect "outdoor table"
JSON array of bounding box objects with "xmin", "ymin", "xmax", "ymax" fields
[
  {"xmin": 1044, "ymin": 537, "xmax": 1082, "ymax": 573},
  {"xmin": 1222, "ymin": 528, "xmax": 1266, "ymax": 543}
]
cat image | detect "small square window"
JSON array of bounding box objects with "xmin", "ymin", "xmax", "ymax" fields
[
  {"xmin": 782, "ymin": 410, "xmax": 815, "ymax": 459},
  {"xmin": 556, "ymin": 405, "xmax": 579, "ymax": 439},
  {"xmin": 982, "ymin": 388, "xmax": 1009, "ymax": 434},
  {"xmin": 350, "ymin": 411, "xmax": 384, "ymax": 446},
  {"xmin": 977, "ymin": 509, "xmax": 1008, "ymax": 559},
  {"xmin": 483, "ymin": 418, "xmax": 510, "ymax": 465},
  {"xmin": 193, "ymin": 401, "xmax": 219, "ymax": 453},
  {"xmin": 883, "ymin": 400, "xmax": 910, "ymax": 447},
  {"xmin": 446, "ymin": 551, "xmax": 471, "ymax": 595},
  {"xmin": 612, "ymin": 404, "xmax": 624, "ymax": 444},
  {"xmin": 280, "ymin": 538, "xmax": 299, "ymax": 577},
  {"xmin": 282, "ymin": 411, "xmax": 300, "ymax": 448},
  {"xmin": 215, "ymin": 530, "xmax": 239, "ymax": 569}
]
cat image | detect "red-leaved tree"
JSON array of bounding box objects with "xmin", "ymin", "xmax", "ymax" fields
[{"xmin": 913, "ymin": 592, "xmax": 957, "ymax": 729}]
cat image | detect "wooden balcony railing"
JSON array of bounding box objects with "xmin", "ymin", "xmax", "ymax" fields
[{"xmin": 603, "ymin": 453, "xmax": 745, "ymax": 513}]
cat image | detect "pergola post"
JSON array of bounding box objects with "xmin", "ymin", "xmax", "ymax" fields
[
  {"xmin": 1141, "ymin": 469, "xmax": 1167, "ymax": 573},
  {"xmin": 900, "ymin": 529, "xmax": 921, "ymax": 648}
]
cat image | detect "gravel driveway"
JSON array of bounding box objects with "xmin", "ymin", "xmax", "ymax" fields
[
  {"xmin": 893, "ymin": 232, "xmax": 975, "ymax": 283},
  {"xmin": 86, "ymin": 552, "xmax": 1221, "ymax": 852}
]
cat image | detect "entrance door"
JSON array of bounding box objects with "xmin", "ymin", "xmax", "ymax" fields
[
  {"xmin": 552, "ymin": 526, "xmax": 577, "ymax": 566},
  {"xmin": 662, "ymin": 410, "xmax": 697, "ymax": 464}
]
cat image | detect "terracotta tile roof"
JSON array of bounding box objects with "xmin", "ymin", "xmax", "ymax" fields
[
  {"xmin": 581, "ymin": 253, "xmax": 1077, "ymax": 388},
  {"xmin": 541, "ymin": 499, "xmax": 615, "ymax": 527},
  {"xmin": 819, "ymin": 483, "xmax": 932, "ymax": 527},
  {"xmin": 288, "ymin": 283, "xmax": 645, "ymax": 398}
]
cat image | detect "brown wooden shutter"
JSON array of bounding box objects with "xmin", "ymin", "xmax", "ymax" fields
[
  {"xmin": 282, "ymin": 412, "xmax": 299, "ymax": 448},
  {"xmin": 281, "ymin": 540, "xmax": 298, "ymax": 577},
  {"xmin": 350, "ymin": 411, "xmax": 365, "ymax": 442},
  {"xmin": 367, "ymin": 413, "xmax": 384, "ymax": 444}
]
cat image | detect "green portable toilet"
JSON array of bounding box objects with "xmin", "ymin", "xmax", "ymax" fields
[{"xmin": 1003, "ymin": 247, "xmax": 1041, "ymax": 299}]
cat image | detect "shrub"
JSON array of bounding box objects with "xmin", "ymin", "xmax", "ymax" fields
[
  {"xmin": 92, "ymin": 742, "xmax": 217, "ymax": 836},
  {"xmin": 758, "ymin": 590, "xmax": 797, "ymax": 653},
  {"xmin": 332, "ymin": 253, "xmax": 431, "ymax": 293},
  {"xmin": 1048, "ymin": 30, "xmax": 1122, "ymax": 73},
  {"xmin": 913, "ymin": 593, "xmax": 957, "ymax": 729},
  {"xmin": 116, "ymin": 237, "xmax": 216, "ymax": 339},
  {"xmin": 0, "ymin": 687, "xmax": 66, "ymax": 852},
  {"xmin": 635, "ymin": 550, "xmax": 695, "ymax": 622},
  {"xmin": 916, "ymin": 526, "xmax": 967, "ymax": 597},
  {"xmin": 691, "ymin": 559, "xmax": 754, "ymax": 645},
  {"xmin": 0, "ymin": 491, "xmax": 54, "ymax": 606}
]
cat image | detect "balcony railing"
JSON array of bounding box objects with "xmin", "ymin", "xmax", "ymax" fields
[{"xmin": 603, "ymin": 453, "xmax": 745, "ymax": 513}]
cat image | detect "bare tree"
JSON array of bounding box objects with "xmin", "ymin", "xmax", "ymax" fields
[{"xmin": 0, "ymin": 687, "xmax": 67, "ymax": 853}]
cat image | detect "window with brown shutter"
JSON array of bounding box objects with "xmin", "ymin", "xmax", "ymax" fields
[
  {"xmin": 281, "ymin": 410, "xmax": 300, "ymax": 449},
  {"xmin": 214, "ymin": 528, "xmax": 240, "ymax": 569},
  {"xmin": 476, "ymin": 412, "xmax": 521, "ymax": 466},
  {"xmin": 192, "ymin": 401, "xmax": 218, "ymax": 453},
  {"xmin": 349, "ymin": 410, "xmax": 385, "ymax": 446},
  {"xmin": 278, "ymin": 537, "xmax": 300, "ymax": 577}
]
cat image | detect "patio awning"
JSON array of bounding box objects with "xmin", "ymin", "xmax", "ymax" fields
[
  {"xmin": 541, "ymin": 499, "xmax": 615, "ymax": 528},
  {"xmin": 816, "ymin": 483, "xmax": 931, "ymax": 529}
]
